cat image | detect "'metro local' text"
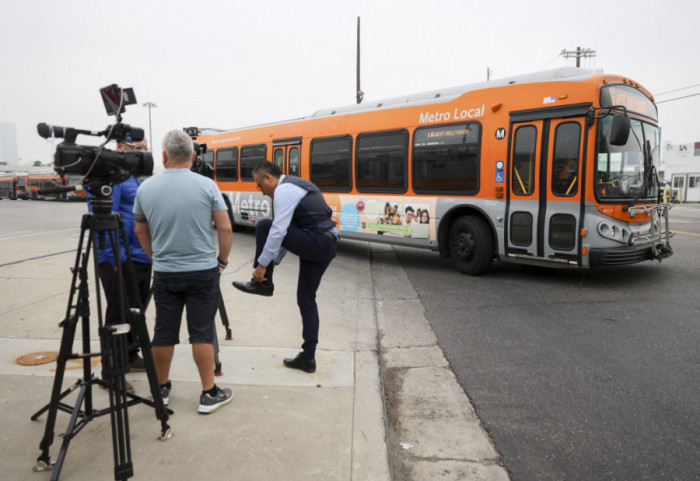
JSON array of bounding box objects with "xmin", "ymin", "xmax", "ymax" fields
[{"xmin": 418, "ymin": 105, "xmax": 485, "ymax": 124}]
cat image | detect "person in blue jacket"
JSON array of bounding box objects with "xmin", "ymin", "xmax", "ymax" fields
[{"xmin": 88, "ymin": 138, "xmax": 152, "ymax": 385}]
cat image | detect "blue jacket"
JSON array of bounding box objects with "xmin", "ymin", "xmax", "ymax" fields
[{"xmin": 87, "ymin": 176, "xmax": 151, "ymax": 266}]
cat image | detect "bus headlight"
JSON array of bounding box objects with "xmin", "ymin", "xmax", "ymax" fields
[{"xmin": 597, "ymin": 221, "xmax": 631, "ymax": 243}]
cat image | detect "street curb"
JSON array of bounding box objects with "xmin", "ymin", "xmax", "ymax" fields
[{"xmin": 370, "ymin": 244, "xmax": 510, "ymax": 481}]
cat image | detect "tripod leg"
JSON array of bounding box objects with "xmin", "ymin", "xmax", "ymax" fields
[
  {"xmin": 46, "ymin": 381, "xmax": 90, "ymax": 481},
  {"xmin": 34, "ymin": 219, "xmax": 92, "ymax": 472},
  {"xmin": 33, "ymin": 313, "xmax": 80, "ymax": 472},
  {"xmin": 218, "ymin": 296, "xmax": 233, "ymax": 340},
  {"xmin": 128, "ymin": 308, "xmax": 173, "ymax": 440},
  {"xmin": 100, "ymin": 324, "xmax": 134, "ymax": 481},
  {"xmin": 213, "ymin": 327, "xmax": 222, "ymax": 376}
]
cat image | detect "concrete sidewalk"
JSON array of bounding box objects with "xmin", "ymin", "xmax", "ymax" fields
[{"xmin": 0, "ymin": 200, "xmax": 508, "ymax": 481}]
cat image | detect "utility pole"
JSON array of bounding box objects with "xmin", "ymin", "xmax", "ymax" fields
[
  {"xmin": 356, "ymin": 16, "xmax": 363, "ymax": 104},
  {"xmin": 561, "ymin": 47, "xmax": 596, "ymax": 68},
  {"xmin": 142, "ymin": 101, "xmax": 157, "ymax": 149},
  {"xmin": 487, "ymin": 67, "xmax": 492, "ymax": 81}
]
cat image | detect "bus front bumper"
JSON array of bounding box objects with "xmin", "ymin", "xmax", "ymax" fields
[{"xmin": 589, "ymin": 242, "xmax": 673, "ymax": 266}]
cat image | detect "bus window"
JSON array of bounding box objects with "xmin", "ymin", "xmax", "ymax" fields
[
  {"xmin": 552, "ymin": 122, "xmax": 580, "ymax": 197},
  {"xmin": 202, "ymin": 150, "xmax": 214, "ymax": 169},
  {"xmin": 274, "ymin": 148, "xmax": 284, "ymax": 170},
  {"xmin": 216, "ymin": 148, "xmax": 238, "ymax": 181},
  {"xmin": 289, "ymin": 147, "xmax": 300, "ymax": 176},
  {"xmin": 512, "ymin": 125, "xmax": 537, "ymax": 196},
  {"xmin": 241, "ymin": 144, "xmax": 267, "ymax": 181},
  {"xmin": 310, "ymin": 136, "xmax": 352, "ymax": 192},
  {"xmin": 413, "ymin": 122, "xmax": 480, "ymax": 195},
  {"xmin": 356, "ymin": 130, "xmax": 408, "ymax": 193}
]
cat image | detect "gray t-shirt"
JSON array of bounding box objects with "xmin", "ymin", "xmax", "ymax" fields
[{"xmin": 133, "ymin": 168, "xmax": 227, "ymax": 272}]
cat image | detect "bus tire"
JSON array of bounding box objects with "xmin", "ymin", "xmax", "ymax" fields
[{"xmin": 448, "ymin": 216, "xmax": 494, "ymax": 275}]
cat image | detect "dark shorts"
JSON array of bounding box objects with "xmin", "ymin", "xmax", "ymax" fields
[{"xmin": 151, "ymin": 267, "xmax": 220, "ymax": 346}]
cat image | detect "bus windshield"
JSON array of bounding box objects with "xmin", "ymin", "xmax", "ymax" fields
[{"xmin": 596, "ymin": 116, "xmax": 659, "ymax": 202}]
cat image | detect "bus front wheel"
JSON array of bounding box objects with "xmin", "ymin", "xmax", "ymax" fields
[{"xmin": 448, "ymin": 216, "xmax": 494, "ymax": 275}]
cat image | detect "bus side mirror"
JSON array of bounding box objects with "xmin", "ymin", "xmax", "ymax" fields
[{"xmin": 609, "ymin": 114, "xmax": 631, "ymax": 146}]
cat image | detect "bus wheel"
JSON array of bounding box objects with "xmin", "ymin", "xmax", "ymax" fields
[{"xmin": 448, "ymin": 216, "xmax": 494, "ymax": 275}]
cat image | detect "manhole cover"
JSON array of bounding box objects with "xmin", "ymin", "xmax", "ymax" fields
[{"xmin": 16, "ymin": 351, "xmax": 59, "ymax": 366}]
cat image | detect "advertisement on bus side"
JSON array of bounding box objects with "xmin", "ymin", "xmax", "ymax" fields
[{"xmin": 324, "ymin": 195, "xmax": 437, "ymax": 240}]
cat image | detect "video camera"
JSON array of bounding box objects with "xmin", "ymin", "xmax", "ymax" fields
[
  {"xmin": 184, "ymin": 127, "xmax": 214, "ymax": 180},
  {"xmin": 37, "ymin": 84, "xmax": 154, "ymax": 185},
  {"xmin": 191, "ymin": 142, "xmax": 214, "ymax": 180}
]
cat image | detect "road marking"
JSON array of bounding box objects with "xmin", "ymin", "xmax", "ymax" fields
[
  {"xmin": 0, "ymin": 228, "xmax": 78, "ymax": 241},
  {"xmin": 673, "ymin": 230, "xmax": 700, "ymax": 237},
  {"xmin": 0, "ymin": 249, "xmax": 76, "ymax": 267}
]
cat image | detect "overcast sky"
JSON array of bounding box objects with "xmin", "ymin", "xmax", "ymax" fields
[{"xmin": 1, "ymin": 0, "xmax": 699, "ymax": 167}]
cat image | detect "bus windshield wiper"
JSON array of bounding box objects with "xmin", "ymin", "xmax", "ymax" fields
[{"xmin": 627, "ymin": 139, "xmax": 655, "ymax": 209}]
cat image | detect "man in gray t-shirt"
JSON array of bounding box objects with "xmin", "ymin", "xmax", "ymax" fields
[{"xmin": 134, "ymin": 129, "xmax": 233, "ymax": 414}]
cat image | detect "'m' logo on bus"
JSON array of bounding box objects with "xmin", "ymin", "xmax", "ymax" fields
[{"xmin": 495, "ymin": 128, "xmax": 506, "ymax": 140}]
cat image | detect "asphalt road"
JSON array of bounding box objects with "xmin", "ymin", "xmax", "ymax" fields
[{"xmin": 393, "ymin": 204, "xmax": 700, "ymax": 481}]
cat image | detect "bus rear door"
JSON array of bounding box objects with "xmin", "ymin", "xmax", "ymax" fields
[
  {"xmin": 272, "ymin": 137, "xmax": 302, "ymax": 176},
  {"xmin": 506, "ymin": 107, "xmax": 588, "ymax": 266}
]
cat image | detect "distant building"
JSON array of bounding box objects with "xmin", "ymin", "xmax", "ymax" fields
[
  {"xmin": 0, "ymin": 164, "xmax": 54, "ymax": 175},
  {"xmin": 663, "ymin": 141, "xmax": 700, "ymax": 202},
  {"xmin": 0, "ymin": 122, "xmax": 18, "ymax": 165}
]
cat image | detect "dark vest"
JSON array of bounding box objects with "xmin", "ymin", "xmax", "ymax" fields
[{"xmin": 280, "ymin": 176, "xmax": 336, "ymax": 233}]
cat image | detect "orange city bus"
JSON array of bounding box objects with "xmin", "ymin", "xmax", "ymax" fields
[
  {"xmin": 189, "ymin": 67, "xmax": 672, "ymax": 275},
  {"xmin": 63, "ymin": 174, "xmax": 87, "ymax": 201},
  {"xmin": 24, "ymin": 174, "xmax": 64, "ymax": 200},
  {"xmin": 0, "ymin": 176, "xmax": 19, "ymax": 200}
]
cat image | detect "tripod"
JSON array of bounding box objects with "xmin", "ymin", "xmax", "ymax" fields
[
  {"xmin": 31, "ymin": 184, "xmax": 173, "ymax": 481},
  {"xmin": 214, "ymin": 193, "xmax": 234, "ymax": 375}
]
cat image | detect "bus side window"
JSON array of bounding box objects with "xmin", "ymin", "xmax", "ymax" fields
[
  {"xmin": 241, "ymin": 144, "xmax": 267, "ymax": 181},
  {"xmin": 289, "ymin": 147, "xmax": 299, "ymax": 176},
  {"xmin": 356, "ymin": 130, "xmax": 408, "ymax": 193},
  {"xmin": 274, "ymin": 148, "xmax": 284, "ymax": 170},
  {"xmin": 202, "ymin": 150, "xmax": 215, "ymax": 169},
  {"xmin": 512, "ymin": 125, "xmax": 537, "ymax": 196},
  {"xmin": 552, "ymin": 122, "xmax": 580, "ymax": 197},
  {"xmin": 413, "ymin": 123, "xmax": 480, "ymax": 195},
  {"xmin": 309, "ymin": 136, "xmax": 352, "ymax": 192},
  {"xmin": 216, "ymin": 148, "xmax": 238, "ymax": 181}
]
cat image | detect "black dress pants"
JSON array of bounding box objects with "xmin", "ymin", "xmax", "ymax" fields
[
  {"xmin": 254, "ymin": 219, "xmax": 336, "ymax": 360},
  {"xmin": 98, "ymin": 261, "xmax": 152, "ymax": 361}
]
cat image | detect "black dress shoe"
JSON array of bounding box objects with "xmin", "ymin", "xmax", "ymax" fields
[
  {"xmin": 283, "ymin": 353, "xmax": 316, "ymax": 373},
  {"xmin": 232, "ymin": 280, "xmax": 274, "ymax": 297}
]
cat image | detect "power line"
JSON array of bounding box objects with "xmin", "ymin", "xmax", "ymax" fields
[
  {"xmin": 654, "ymin": 83, "xmax": 700, "ymax": 96},
  {"xmin": 656, "ymin": 92, "xmax": 700, "ymax": 104},
  {"xmin": 539, "ymin": 52, "xmax": 563, "ymax": 71}
]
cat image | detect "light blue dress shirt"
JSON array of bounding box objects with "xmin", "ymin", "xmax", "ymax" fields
[{"xmin": 257, "ymin": 175, "xmax": 338, "ymax": 267}]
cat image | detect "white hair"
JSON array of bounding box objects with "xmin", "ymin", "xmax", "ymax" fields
[{"xmin": 162, "ymin": 130, "xmax": 193, "ymax": 162}]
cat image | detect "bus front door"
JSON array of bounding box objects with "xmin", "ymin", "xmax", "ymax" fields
[{"xmin": 506, "ymin": 117, "xmax": 585, "ymax": 266}]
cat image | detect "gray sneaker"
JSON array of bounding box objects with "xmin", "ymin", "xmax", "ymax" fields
[{"xmin": 198, "ymin": 386, "xmax": 233, "ymax": 414}]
